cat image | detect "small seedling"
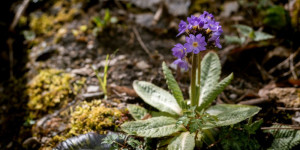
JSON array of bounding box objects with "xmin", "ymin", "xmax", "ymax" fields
[{"xmin": 92, "ymin": 54, "xmax": 109, "ymax": 99}]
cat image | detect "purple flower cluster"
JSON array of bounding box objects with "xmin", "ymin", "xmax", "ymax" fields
[{"xmin": 172, "ymin": 11, "xmax": 223, "ymax": 70}]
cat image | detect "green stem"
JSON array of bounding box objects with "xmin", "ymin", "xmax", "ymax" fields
[
  {"xmin": 197, "ymin": 53, "xmax": 201, "ymax": 86},
  {"xmin": 195, "ymin": 53, "xmax": 201, "ymax": 106},
  {"xmin": 191, "ymin": 53, "xmax": 198, "ymax": 106}
]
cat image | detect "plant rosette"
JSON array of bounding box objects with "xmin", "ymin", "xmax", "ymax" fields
[{"xmin": 121, "ymin": 11, "xmax": 261, "ymax": 150}]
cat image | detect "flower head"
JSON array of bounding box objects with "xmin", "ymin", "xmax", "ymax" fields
[
  {"xmin": 173, "ymin": 11, "xmax": 223, "ymax": 70},
  {"xmin": 184, "ymin": 34, "xmax": 207, "ymax": 54},
  {"xmin": 173, "ymin": 59, "xmax": 189, "ymax": 70},
  {"xmin": 172, "ymin": 43, "xmax": 186, "ymax": 59}
]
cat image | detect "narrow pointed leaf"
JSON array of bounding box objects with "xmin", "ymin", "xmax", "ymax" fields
[
  {"xmin": 127, "ymin": 104, "xmax": 148, "ymax": 120},
  {"xmin": 121, "ymin": 116, "xmax": 183, "ymax": 138},
  {"xmin": 162, "ymin": 62, "xmax": 185, "ymax": 108},
  {"xmin": 266, "ymin": 125, "xmax": 300, "ymax": 150},
  {"xmin": 205, "ymin": 104, "xmax": 261, "ymax": 127},
  {"xmin": 168, "ymin": 132, "xmax": 195, "ymax": 150},
  {"xmin": 133, "ymin": 81, "xmax": 182, "ymax": 115},
  {"xmin": 198, "ymin": 73, "xmax": 233, "ymax": 110}
]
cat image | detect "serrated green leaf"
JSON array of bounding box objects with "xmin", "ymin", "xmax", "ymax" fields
[
  {"xmin": 162, "ymin": 62, "xmax": 185, "ymax": 109},
  {"xmin": 200, "ymin": 52, "xmax": 221, "ymax": 90},
  {"xmin": 205, "ymin": 104, "xmax": 261, "ymax": 127},
  {"xmin": 254, "ymin": 31, "xmax": 274, "ymax": 41},
  {"xmin": 245, "ymin": 119, "xmax": 263, "ymax": 135},
  {"xmin": 127, "ymin": 104, "xmax": 148, "ymax": 120},
  {"xmin": 168, "ymin": 132, "xmax": 195, "ymax": 150},
  {"xmin": 266, "ymin": 125, "xmax": 300, "ymax": 150},
  {"xmin": 198, "ymin": 52, "xmax": 233, "ymax": 110},
  {"xmin": 133, "ymin": 81, "xmax": 182, "ymax": 116},
  {"xmin": 121, "ymin": 116, "xmax": 183, "ymax": 138},
  {"xmin": 198, "ymin": 73, "xmax": 233, "ymax": 110}
]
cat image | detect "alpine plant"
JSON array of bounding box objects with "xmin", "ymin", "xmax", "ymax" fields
[{"xmin": 121, "ymin": 11, "xmax": 261, "ymax": 150}]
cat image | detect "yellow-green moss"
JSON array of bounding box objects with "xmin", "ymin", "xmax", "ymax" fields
[
  {"xmin": 27, "ymin": 69, "xmax": 85, "ymax": 119},
  {"xmin": 55, "ymin": 8, "xmax": 79, "ymax": 23},
  {"xmin": 48, "ymin": 100, "xmax": 127, "ymax": 147},
  {"xmin": 68, "ymin": 100, "xmax": 126, "ymax": 136},
  {"xmin": 29, "ymin": 0, "xmax": 80, "ymax": 36},
  {"xmin": 29, "ymin": 14, "xmax": 55, "ymax": 35}
]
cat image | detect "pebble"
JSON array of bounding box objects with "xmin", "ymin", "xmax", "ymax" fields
[
  {"xmin": 82, "ymin": 92, "xmax": 104, "ymax": 100},
  {"xmin": 136, "ymin": 61, "xmax": 150, "ymax": 70},
  {"xmin": 86, "ymin": 85, "xmax": 100, "ymax": 93},
  {"xmin": 229, "ymin": 93, "xmax": 237, "ymax": 100}
]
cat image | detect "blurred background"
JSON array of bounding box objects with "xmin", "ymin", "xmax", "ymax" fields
[{"xmin": 0, "ymin": 0, "xmax": 300, "ymax": 149}]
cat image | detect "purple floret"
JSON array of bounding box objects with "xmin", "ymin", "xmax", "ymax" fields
[
  {"xmin": 173, "ymin": 59, "xmax": 189, "ymax": 70},
  {"xmin": 208, "ymin": 22, "xmax": 223, "ymax": 48},
  {"xmin": 187, "ymin": 15, "xmax": 202, "ymax": 30},
  {"xmin": 177, "ymin": 20, "xmax": 187, "ymax": 36},
  {"xmin": 202, "ymin": 11, "xmax": 215, "ymax": 22},
  {"xmin": 184, "ymin": 34, "xmax": 207, "ymax": 54},
  {"xmin": 172, "ymin": 43, "xmax": 186, "ymax": 59}
]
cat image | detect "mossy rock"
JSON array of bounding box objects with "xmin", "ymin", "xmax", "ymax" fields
[
  {"xmin": 48, "ymin": 100, "xmax": 128, "ymax": 147},
  {"xmin": 27, "ymin": 69, "xmax": 85, "ymax": 119},
  {"xmin": 68, "ymin": 100, "xmax": 127, "ymax": 136}
]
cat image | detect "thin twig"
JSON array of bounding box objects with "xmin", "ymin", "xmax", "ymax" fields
[
  {"xmin": 269, "ymin": 48, "xmax": 300, "ymax": 74},
  {"xmin": 8, "ymin": 0, "xmax": 30, "ymax": 78},
  {"xmin": 227, "ymin": 85, "xmax": 245, "ymax": 95},
  {"xmin": 132, "ymin": 27, "xmax": 153, "ymax": 61},
  {"xmin": 281, "ymin": 61, "xmax": 300, "ymax": 77},
  {"xmin": 254, "ymin": 59, "xmax": 274, "ymax": 80},
  {"xmin": 9, "ymin": 0, "xmax": 30, "ymax": 31},
  {"xmin": 290, "ymin": 54, "xmax": 298, "ymax": 79},
  {"xmin": 152, "ymin": 3, "xmax": 163, "ymax": 25},
  {"xmin": 7, "ymin": 38, "xmax": 14, "ymax": 78},
  {"xmin": 238, "ymin": 98, "xmax": 269, "ymax": 105},
  {"xmin": 220, "ymin": 92, "xmax": 233, "ymax": 104},
  {"xmin": 277, "ymin": 107, "xmax": 300, "ymax": 111},
  {"xmin": 114, "ymin": 0, "xmax": 124, "ymax": 10}
]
